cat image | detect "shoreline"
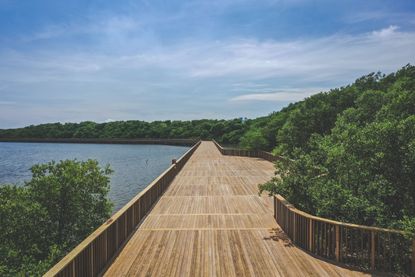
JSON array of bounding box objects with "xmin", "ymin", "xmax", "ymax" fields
[{"xmin": 0, "ymin": 138, "xmax": 197, "ymax": 147}]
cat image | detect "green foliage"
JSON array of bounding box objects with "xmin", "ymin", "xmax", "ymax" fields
[
  {"xmin": 259, "ymin": 64, "xmax": 415, "ymax": 232},
  {"xmin": 0, "ymin": 119, "xmax": 249, "ymax": 146},
  {"xmin": 27, "ymin": 160, "xmax": 113, "ymax": 245},
  {"xmin": 236, "ymin": 84, "xmax": 359, "ymax": 153},
  {"xmin": 240, "ymin": 129, "xmax": 268, "ymax": 150},
  {"xmin": 0, "ymin": 160, "xmax": 113, "ymax": 276},
  {"xmin": 0, "ymin": 186, "xmax": 52, "ymax": 276}
]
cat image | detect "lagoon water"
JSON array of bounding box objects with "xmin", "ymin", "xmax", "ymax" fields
[{"xmin": 0, "ymin": 142, "xmax": 188, "ymax": 211}]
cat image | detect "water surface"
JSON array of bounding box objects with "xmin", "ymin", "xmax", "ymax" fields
[{"xmin": 0, "ymin": 142, "xmax": 188, "ymax": 211}]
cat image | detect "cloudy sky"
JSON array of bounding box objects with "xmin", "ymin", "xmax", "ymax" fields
[{"xmin": 0, "ymin": 0, "xmax": 414, "ymax": 128}]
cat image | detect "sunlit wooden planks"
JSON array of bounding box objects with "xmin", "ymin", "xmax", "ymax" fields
[
  {"xmin": 151, "ymin": 196, "xmax": 270, "ymax": 214},
  {"xmin": 140, "ymin": 214, "xmax": 278, "ymax": 229},
  {"xmin": 164, "ymin": 176, "xmax": 269, "ymax": 196},
  {"xmin": 104, "ymin": 141, "xmax": 368, "ymax": 277}
]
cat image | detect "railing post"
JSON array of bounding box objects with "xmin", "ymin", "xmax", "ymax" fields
[
  {"xmin": 132, "ymin": 204, "xmax": 135, "ymax": 228},
  {"xmin": 371, "ymin": 231, "xmax": 375, "ymax": 271},
  {"xmin": 335, "ymin": 225, "xmax": 340, "ymax": 262},
  {"xmin": 309, "ymin": 219, "xmax": 313, "ymax": 252},
  {"xmin": 125, "ymin": 213, "xmax": 128, "ymax": 239},
  {"xmin": 293, "ymin": 212, "xmax": 297, "ymax": 243},
  {"xmin": 90, "ymin": 244, "xmax": 94, "ymax": 276},
  {"xmin": 412, "ymin": 238, "xmax": 415, "ymax": 276},
  {"xmin": 104, "ymin": 230, "xmax": 108, "ymax": 262},
  {"xmin": 273, "ymin": 196, "xmax": 277, "ymax": 219},
  {"xmin": 137, "ymin": 199, "xmax": 141, "ymax": 223},
  {"xmin": 285, "ymin": 208, "xmax": 289, "ymax": 234},
  {"xmin": 115, "ymin": 220, "xmax": 119, "ymax": 249}
]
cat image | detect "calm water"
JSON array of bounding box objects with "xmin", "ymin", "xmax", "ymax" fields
[{"xmin": 0, "ymin": 142, "xmax": 188, "ymax": 211}]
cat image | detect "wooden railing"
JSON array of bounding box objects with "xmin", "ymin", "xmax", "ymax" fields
[
  {"xmin": 274, "ymin": 195, "xmax": 415, "ymax": 275},
  {"xmin": 44, "ymin": 141, "xmax": 201, "ymax": 277},
  {"xmin": 212, "ymin": 139, "xmax": 281, "ymax": 162}
]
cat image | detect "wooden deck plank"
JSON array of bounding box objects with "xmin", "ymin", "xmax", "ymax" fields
[{"xmin": 104, "ymin": 141, "xmax": 370, "ymax": 277}]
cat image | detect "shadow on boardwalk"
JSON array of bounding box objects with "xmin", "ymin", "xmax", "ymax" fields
[{"xmin": 263, "ymin": 227, "xmax": 294, "ymax": 247}]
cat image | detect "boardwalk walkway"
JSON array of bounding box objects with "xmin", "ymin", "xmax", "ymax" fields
[{"xmin": 104, "ymin": 141, "xmax": 367, "ymax": 276}]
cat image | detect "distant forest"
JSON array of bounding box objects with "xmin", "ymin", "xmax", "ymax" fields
[
  {"xmin": 0, "ymin": 118, "xmax": 246, "ymax": 146},
  {"xmin": 2, "ymin": 65, "xmax": 415, "ymax": 232}
]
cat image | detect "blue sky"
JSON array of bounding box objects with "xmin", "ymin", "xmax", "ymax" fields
[{"xmin": 0, "ymin": 0, "xmax": 414, "ymax": 128}]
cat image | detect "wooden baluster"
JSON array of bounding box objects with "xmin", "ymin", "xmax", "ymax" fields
[
  {"xmin": 132, "ymin": 203, "xmax": 135, "ymax": 228},
  {"xmin": 324, "ymin": 223, "xmax": 327, "ymax": 257},
  {"xmin": 412, "ymin": 238, "xmax": 415, "ymax": 277},
  {"xmin": 317, "ymin": 222, "xmax": 320, "ymax": 255},
  {"xmin": 371, "ymin": 231, "xmax": 376, "ymax": 271},
  {"xmin": 115, "ymin": 220, "xmax": 119, "ymax": 250},
  {"xmin": 284, "ymin": 205, "xmax": 287, "ymax": 230},
  {"xmin": 273, "ymin": 196, "xmax": 277, "ymax": 219},
  {"xmin": 335, "ymin": 225, "xmax": 340, "ymax": 262},
  {"xmin": 309, "ymin": 219, "xmax": 313, "ymax": 252},
  {"xmin": 90, "ymin": 244, "xmax": 94, "ymax": 277},
  {"xmin": 125, "ymin": 213, "xmax": 128, "ymax": 240},
  {"xmin": 104, "ymin": 231, "xmax": 108, "ymax": 265},
  {"xmin": 293, "ymin": 212, "xmax": 296, "ymax": 243}
]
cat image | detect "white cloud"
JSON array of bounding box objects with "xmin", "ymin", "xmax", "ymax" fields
[
  {"xmin": 2, "ymin": 26, "xmax": 415, "ymax": 87},
  {"xmin": 148, "ymin": 27, "xmax": 413, "ymax": 82},
  {"xmin": 8, "ymin": 24, "xmax": 414, "ymax": 83},
  {"xmin": 371, "ymin": 25, "xmax": 399, "ymax": 38},
  {"xmin": 230, "ymin": 89, "xmax": 323, "ymax": 102}
]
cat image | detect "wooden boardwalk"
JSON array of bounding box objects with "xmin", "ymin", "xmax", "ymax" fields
[{"xmin": 104, "ymin": 141, "xmax": 368, "ymax": 277}]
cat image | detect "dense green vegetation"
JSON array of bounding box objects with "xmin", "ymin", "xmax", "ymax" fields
[
  {"xmin": 0, "ymin": 160, "xmax": 112, "ymax": 276},
  {"xmin": 258, "ymin": 64, "xmax": 415, "ymax": 233},
  {"xmin": 0, "ymin": 119, "xmax": 248, "ymax": 146}
]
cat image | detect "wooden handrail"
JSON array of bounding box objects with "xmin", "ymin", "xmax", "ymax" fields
[
  {"xmin": 274, "ymin": 194, "xmax": 415, "ymax": 275},
  {"xmin": 275, "ymin": 195, "xmax": 405, "ymax": 234},
  {"xmin": 212, "ymin": 139, "xmax": 282, "ymax": 162},
  {"xmin": 44, "ymin": 141, "xmax": 201, "ymax": 277}
]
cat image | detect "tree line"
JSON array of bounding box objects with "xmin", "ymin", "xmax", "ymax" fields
[{"xmin": 0, "ymin": 119, "xmax": 248, "ymax": 146}]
